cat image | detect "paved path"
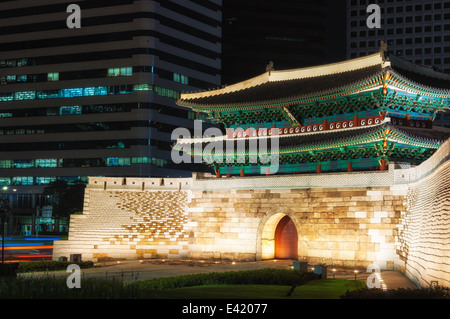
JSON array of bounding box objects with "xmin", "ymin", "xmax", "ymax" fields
[{"xmin": 19, "ymin": 259, "xmax": 418, "ymax": 290}]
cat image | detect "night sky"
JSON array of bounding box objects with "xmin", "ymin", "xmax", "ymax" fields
[{"xmin": 221, "ymin": 0, "xmax": 347, "ymax": 85}]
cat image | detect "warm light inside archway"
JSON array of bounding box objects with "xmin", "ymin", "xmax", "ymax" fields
[{"xmin": 261, "ymin": 213, "xmax": 290, "ymax": 260}]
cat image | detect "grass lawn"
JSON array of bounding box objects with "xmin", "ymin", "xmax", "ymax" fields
[
  {"xmin": 140, "ymin": 279, "xmax": 366, "ymax": 299},
  {"xmin": 291, "ymin": 279, "xmax": 366, "ymax": 299}
]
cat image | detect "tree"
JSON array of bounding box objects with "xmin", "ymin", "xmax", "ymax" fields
[
  {"xmin": 43, "ymin": 180, "xmax": 85, "ymax": 218},
  {"xmin": 1, "ymin": 198, "xmax": 10, "ymax": 264}
]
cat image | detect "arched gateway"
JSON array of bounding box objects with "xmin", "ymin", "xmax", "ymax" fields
[
  {"xmin": 275, "ymin": 215, "xmax": 298, "ymax": 259},
  {"xmin": 259, "ymin": 213, "xmax": 299, "ymax": 260}
]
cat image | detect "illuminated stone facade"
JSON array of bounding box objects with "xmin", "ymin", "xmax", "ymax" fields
[
  {"xmin": 53, "ymin": 139, "xmax": 450, "ymax": 288},
  {"xmin": 54, "ymin": 48, "xmax": 450, "ymax": 288}
]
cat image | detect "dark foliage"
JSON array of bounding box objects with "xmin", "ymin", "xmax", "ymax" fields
[
  {"xmin": 0, "ymin": 263, "xmax": 19, "ymax": 277},
  {"xmin": 17, "ymin": 260, "xmax": 94, "ymax": 273},
  {"xmin": 43, "ymin": 180, "xmax": 85, "ymax": 217},
  {"xmin": 129, "ymin": 268, "xmax": 320, "ymax": 290}
]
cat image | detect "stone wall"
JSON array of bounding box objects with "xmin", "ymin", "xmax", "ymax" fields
[
  {"xmin": 53, "ymin": 140, "xmax": 450, "ymax": 287},
  {"xmin": 53, "ymin": 183, "xmax": 193, "ymax": 261},
  {"xmin": 395, "ymin": 141, "xmax": 450, "ymax": 287},
  {"xmin": 187, "ymin": 186, "xmax": 406, "ymax": 270}
]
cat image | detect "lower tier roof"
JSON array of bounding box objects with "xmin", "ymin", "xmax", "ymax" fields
[{"xmin": 174, "ymin": 123, "xmax": 450, "ymax": 157}]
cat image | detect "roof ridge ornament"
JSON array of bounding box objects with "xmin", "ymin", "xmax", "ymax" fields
[
  {"xmin": 380, "ymin": 41, "xmax": 391, "ymax": 69},
  {"xmin": 380, "ymin": 40, "xmax": 388, "ymax": 53},
  {"xmin": 266, "ymin": 61, "xmax": 275, "ymax": 76}
]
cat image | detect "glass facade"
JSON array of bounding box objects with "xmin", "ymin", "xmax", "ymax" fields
[
  {"xmin": 0, "ymin": 0, "xmax": 222, "ymax": 236},
  {"xmin": 0, "ymin": 84, "xmax": 180, "ymax": 102}
]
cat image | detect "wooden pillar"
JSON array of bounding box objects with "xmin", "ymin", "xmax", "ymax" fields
[
  {"xmin": 380, "ymin": 160, "xmax": 388, "ymax": 171},
  {"xmin": 266, "ymin": 167, "xmax": 271, "ymax": 176},
  {"xmin": 347, "ymin": 162, "xmax": 353, "ymax": 172},
  {"xmin": 240, "ymin": 169, "xmax": 245, "ymax": 177},
  {"xmin": 316, "ymin": 164, "xmax": 322, "ymax": 174}
]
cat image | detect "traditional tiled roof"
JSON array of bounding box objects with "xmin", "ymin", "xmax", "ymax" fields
[
  {"xmin": 174, "ymin": 122, "xmax": 449, "ymax": 157},
  {"xmin": 175, "ymin": 44, "xmax": 450, "ymax": 172},
  {"xmin": 178, "ymin": 51, "xmax": 388, "ymax": 110},
  {"xmin": 177, "ymin": 46, "xmax": 450, "ymax": 111},
  {"xmin": 180, "ymin": 65, "xmax": 383, "ymax": 108},
  {"xmin": 389, "ymin": 55, "xmax": 450, "ymax": 91}
]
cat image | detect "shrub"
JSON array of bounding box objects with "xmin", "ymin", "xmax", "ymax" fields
[
  {"xmin": 129, "ymin": 268, "xmax": 320, "ymax": 290},
  {"xmin": 18, "ymin": 260, "xmax": 94, "ymax": 273},
  {"xmin": 0, "ymin": 263, "xmax": 20, "ymax": 278},
  {"xmin": 0, "ymin": 268, "xmax": 319, "ymax": 299},
  {"xmin": 0, "ymin": 276, "xmax": 138, "ymax": 299},
  {"xmin": 340, "ymin": 286, "xmax": 450, "ymax": 299}
]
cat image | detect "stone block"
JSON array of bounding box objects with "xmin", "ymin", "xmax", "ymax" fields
[{"xmin": 355, "ymin": 211, "xmax": 367, "ymax": 218}]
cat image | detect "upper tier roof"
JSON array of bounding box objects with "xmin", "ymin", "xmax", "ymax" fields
[{"xmin": 178, "ymin": 44, "xmax": 450, "ymax": 109}]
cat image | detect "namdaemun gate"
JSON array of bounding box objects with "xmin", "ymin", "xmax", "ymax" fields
[
  {"xmin": 54, "ymin": 44, "xmax": 450, "ymax": 289},
  {"xmin": 175, "ymin": 43, "xmax": 449, "ymax": 175}
]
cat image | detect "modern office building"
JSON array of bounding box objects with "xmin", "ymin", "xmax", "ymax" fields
[
  {"xmin": 347, "ymin": 0, "xmax": 450, "ymax": 128},
  {"xmin": 221, "ymin": 0, "xmax": 330, "ymax": 85},
  {"xmin": 347, "ymin": 0, "xmax": 450, "ymax": 74},
  {"xmin": 0, "ymin": 0, "xmax": 222, "ymax": 234}
]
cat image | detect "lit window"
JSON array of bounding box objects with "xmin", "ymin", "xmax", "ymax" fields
[
  {"xmin": 12, "ymin": 176, "xmax": 33, "ymax": 186},
  {"xmin": 83, "ymin": 87, "xmax": 107, "ymax": 96},
  {"xmin": 35, "ymin": 159, "xmax": 58, "ymax": 168},
  {"xmin": 14, "ymin": 91, "xmax": 35, "ymax": 100},
  {"xmin": 60, "ymin": 106, "xmax": 82, "ymax": 115},
  {"xmin": 0, "ymin": 84, "xmax": 179, "ymax": 102},
  {"xmin": 173, "ymin": 73, "xmax": 189, "ymax": 85},
  {"xmin": 108, "ymin": 68, "xmax": 120, "ymax": 77},
  {"xmin": 154, "ymin": 86, "xmax": 180, "ymax": 99},
  {"xmin": 107, "ymin": 67, "xmax": 132, "ymax": 77},
  {"xmin": 6, "ymin": 75, "xmax": 16, "ymax": 83},
  {"xmin": 61, "ymin": 88, "xmax": 83, "ymax": 98},
  {"xmin": 37, "ymin": 90, "xmax": 60, "ymax": 99},
  {"xmin": 0, "ymin": 93, "xmax": 13, "ymax": 102},
  {"xmin": 0, "ymin": 177, "xmax": 11, "ymax": 185},
  {"xmin": 122, "ymin": 67, "xmax": 132, "ymax": 76},
  {"xmin": 106, "ymin": 158, "xmax": 130, "ymax": 167},
  {"xmin": 36, "ymin": 176, "xmax": 57, "ymax": 185},
  {"xmin": 13, "ymin": 160, "xmax": 33, "ymax": 169},
  {"xmin": 151, "ymin": 158, "xmax": 169, "ymax": 168},
  {"xmin": 48, "ymin": 72, "xmax": 59, "ymax": 81},
  {"xmin": 132, "ymin": 157, "xmax": 150, "ymax": 164},
  {"xmin": 17, "ymin": 59, "xmax": 28, "ymax": 67},
  {"xmin": 0, "ymin": 160, "xmax": 12, "ymax": 169},
  {"xmin": 119, "ymin": 158, "xmax": 131, "ymax": 166},
  {"xmin": 133, "ymin": 84, "xmax": 153, "ymax": 91},
  {"xmin": 106, "ymin": 158, "xmax": 119, "ymax": 167}
]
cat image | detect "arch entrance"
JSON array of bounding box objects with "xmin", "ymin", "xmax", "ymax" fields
[
  {"xmin": 260, "ymin": 213, "xmax": 299, "ymax": 260},
  {"xmin": 275, "ymin": 215, "xmax": 298, "ymax": 259}
]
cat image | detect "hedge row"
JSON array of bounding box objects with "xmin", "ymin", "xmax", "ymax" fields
[
  {"xmin": 17, "ymin": 260, "xmax": 95, "ymax": 273},
  {"xmin": 340, "ymin": 286, "xmax": 450, "ymax": 299},
  {"xmin": 129, "ymin": 268, "xmax": 320, "ymax": 290},
  {"xmin": 0, "ymin": 277, "xmax": 136, "ymax": 299}
]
